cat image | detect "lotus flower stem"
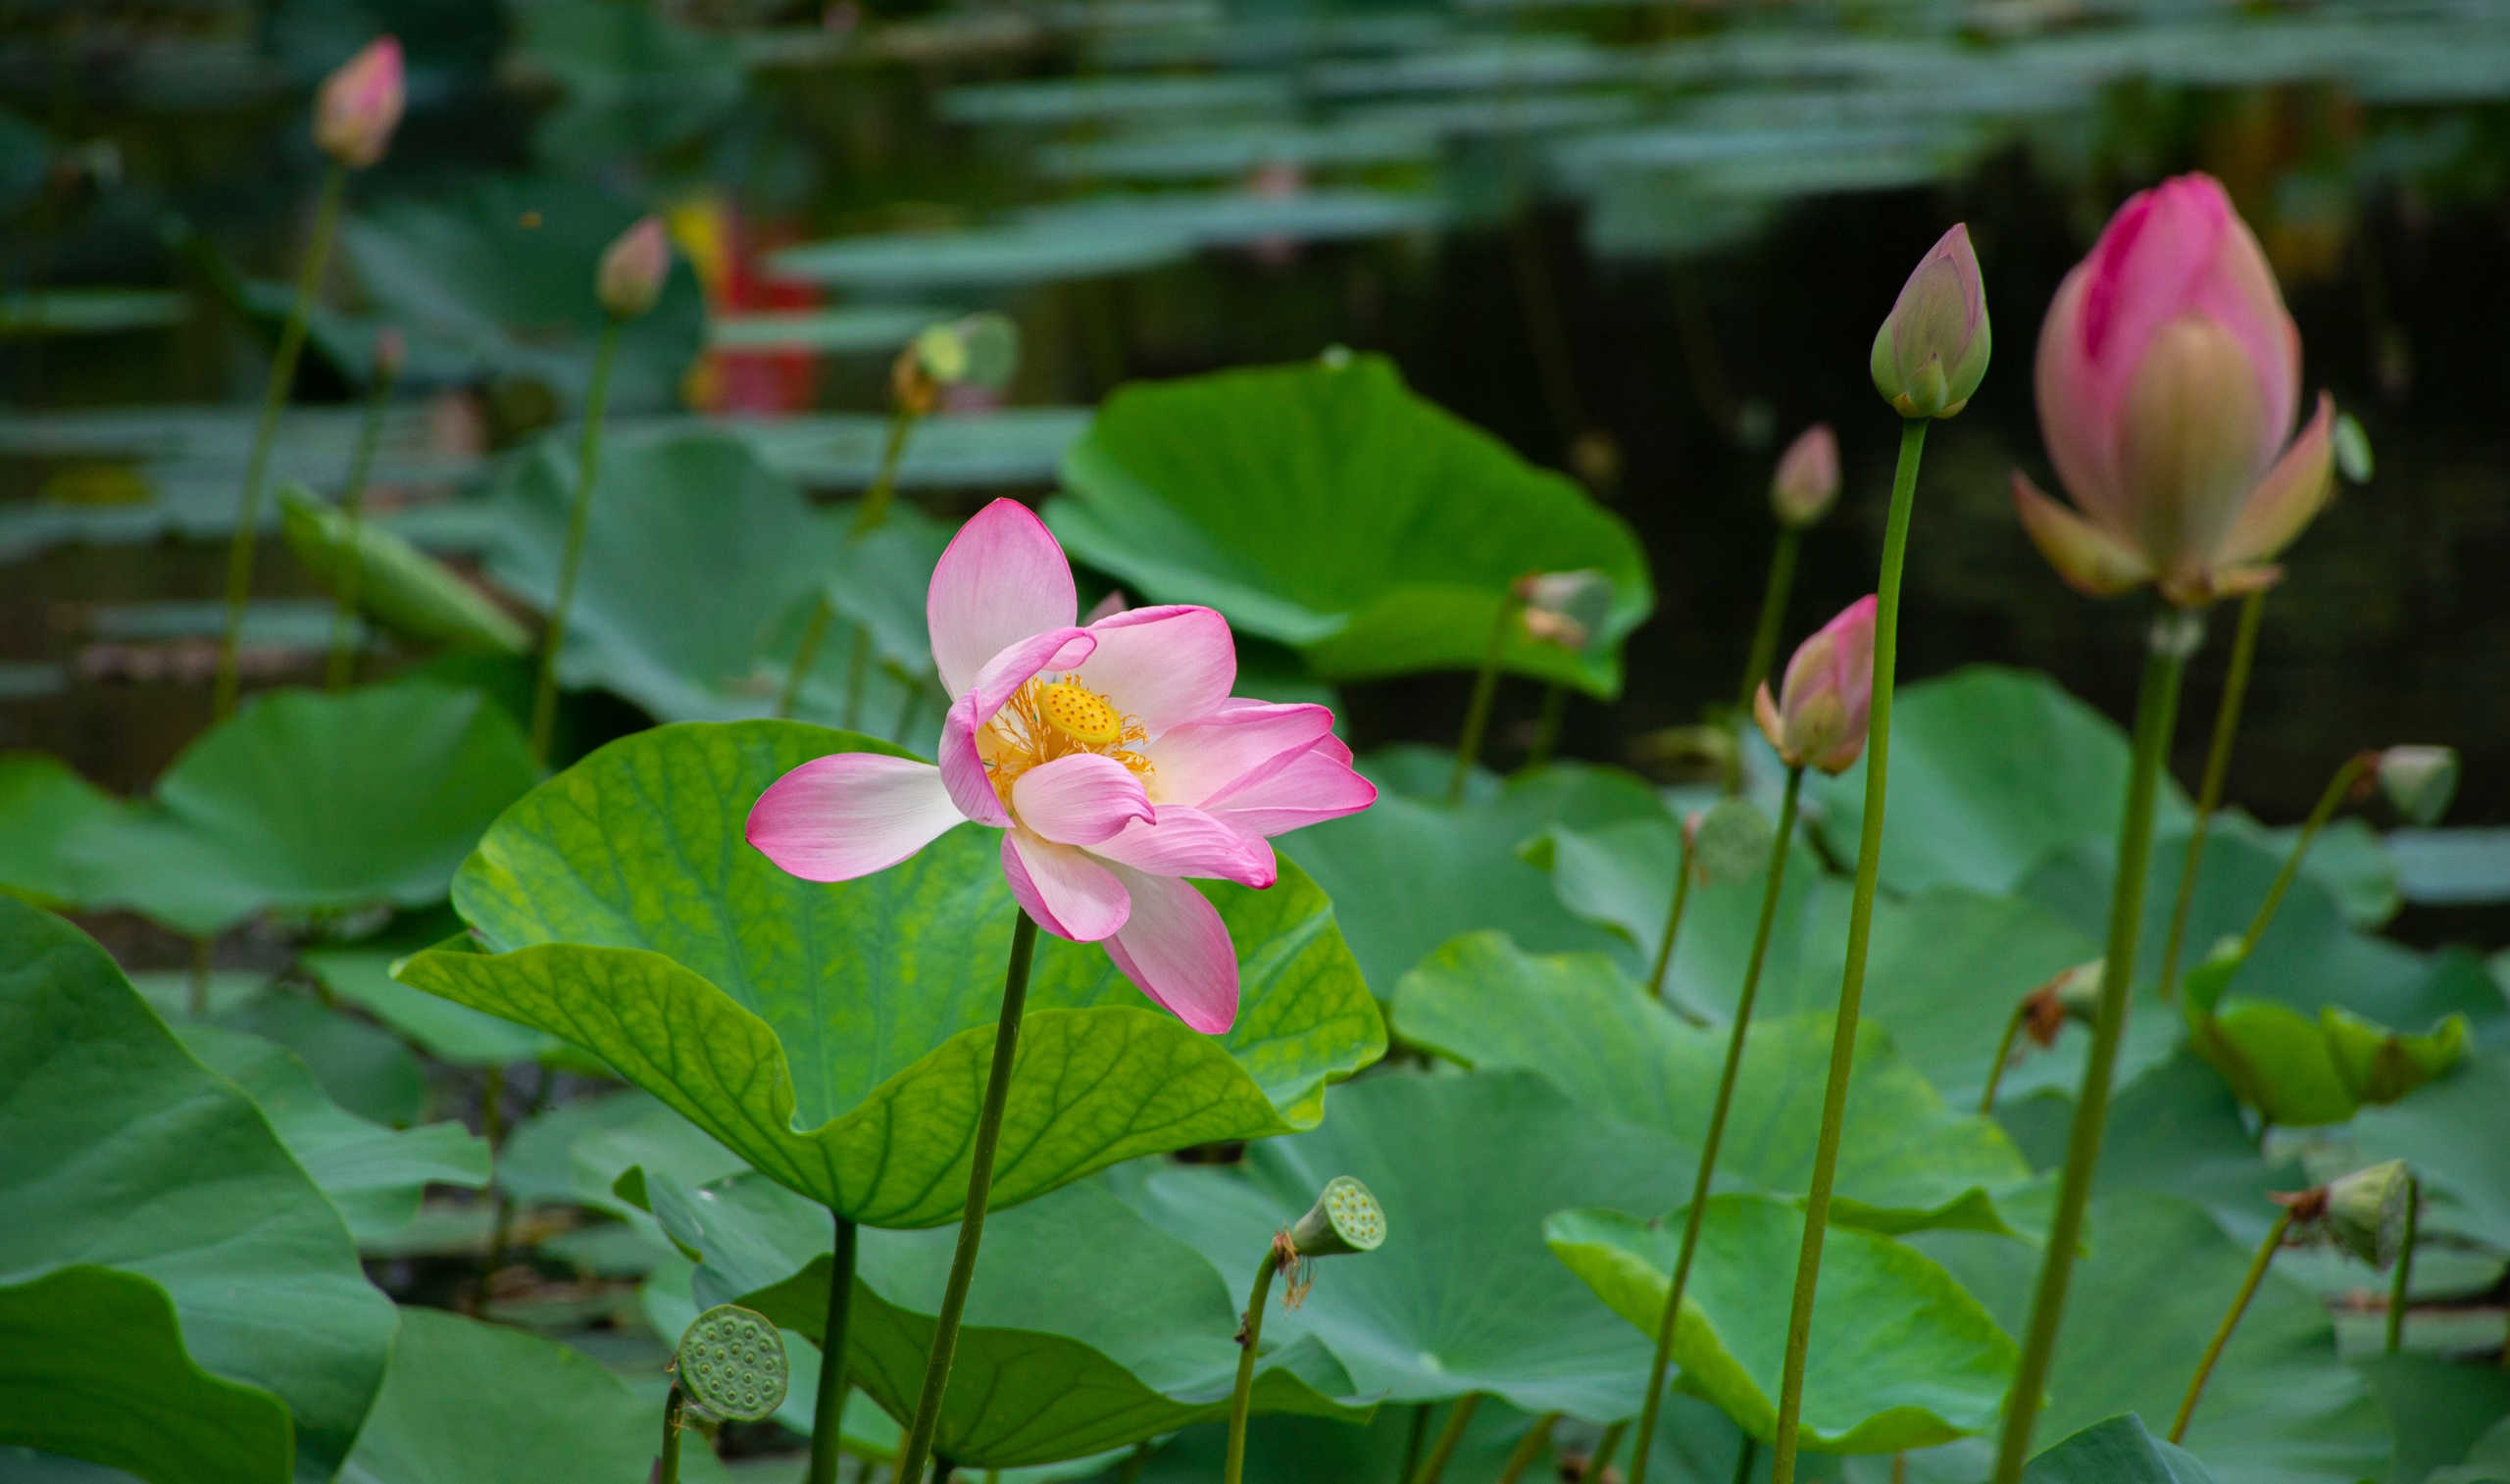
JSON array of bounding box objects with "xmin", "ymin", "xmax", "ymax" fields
[
  {"xmin": 1733, "ymin": 1436, "xmax": 1759, "ymax": 1484},
  {"xmin": 2158, "ymin": 588, "xmax": 2266, "ymax": 1000},
  {"xmin": 778, "ymin": 407, "xmax": 922, "ymax": 722},
  {"xmin": 528, "ymin": 316, "xmax": 625, "ymax": 767},
  {"xmin": 2169, "ymin": 1207, "xmax": 2292, "ymax": 1443},
  {"xmin": 1768, "ymin": 417, "xmax": 1928, "ymax": 1484},
  {"xmin": 324, "ymin": 351, "xmax": 398, "ymax": 689},
  {"xmin": 1630, "ymin": 767, "xmax": 1804, "ymax": 1484},
  {"xmin": 2385, "ymin": 1175, "xmax": 2418, "ymax": 1354},
  {"xmin": 2238, "ymin": 750, "xmax": 2375, "ymax": 959},
  {"xmin": 212, "ymin": 162, "xmax": 346, "ymax": 719},
  {"xmin": 1397, "ymin": 1405, "xmax": 1431, "ymax": 1484},
  {"xmin": 1411, "ymin": 1393, "xmax": 1480, "ymax": 1484},
  {"xmin": 1644, "ymin": 830, "xmax": 1695, "ymax": 1003},
  {"xmin": 1737, "ymin": 527, "xmax": 1802, "ymax": 718},
  {"xmin": 657, "ymin": 1383, "xmax": 686, "ymax": 1484},
  {"xmin": 1586, "ymin": 1420, "xmax": 1629, "ymax": 1479},
  {"xmin": 1222, "ymin": 1246, "xmax": 1283, "ymax": 1484},
  {"xmin": 1116, "ymin": 1441, "xmax": 1152, "ymax": 1483},
  {"xmin": 778, "ymin": 603, "xmax": 834, "ymax": 723},
  {"xmin": 809, "ymin": 1212, "xmax": 860, "ymax": 1484},
  {"xmin": 890, "ymin": 911, "xmax": 1041, "ymax": 1484},
  {"xmin": 1449, "ymin": 593, "xmax": 1523, "ymax": 803},
  {"xmin": 1988, "ymin": 611, "xmax": 2196, "ymax": 1484},
  {"xmin": 1527, "ymin": 683, "xmax": 1570, "ymax": 768},
  {"xmin": 1979, "ymin": 999, "xmax": 2032, "ymax": 1114},
  {"xmin": 187, "ymin": 936, "xmax": 213, "ymax": 1018},
  {"xmin": 1495, "ymin": 1414, "xmax": 1558, "ymax": 1484}
]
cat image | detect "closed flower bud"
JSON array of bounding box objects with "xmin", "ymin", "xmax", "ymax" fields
[
  {"xmin": 2377, "ymin": 746, "xmax": 2459, "ymax": 826},
  {"xmin": 372, "ymin": 325, "xmax": 406, "ymax": 381},
  {"xmin": 596, "ymin": 216, "xmax": 672, "ymax": 321},
  {"xmin": 1770, "ymin": 423, "xmax": 1840, "ymax": 528},
  {"xmin": 1288, "ymin": 1175, "xmax": 1385, "ymax": 1258},
  {"xmin": 313, "ymin": 37, "xmax": 405, "ymax": 170},
  {"xmin": 2324, "ymin": 1160, "xmax": 2411, "ymax": 1269},
  {"xmin": 1753, "ymin": 595, "xmax": 1877, "ymax": 775},
  {"xmin": 1516, "ymin": 569, "xmax": 1614, "ymax": 654},
  {"xmin": 1871, "ymin": 224, "xmax": 1990, "ymax": 420}
]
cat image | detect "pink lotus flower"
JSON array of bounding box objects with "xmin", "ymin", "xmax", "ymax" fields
[
  {"xmin": 746, "ymin": 499, "xmax": 1377, "ymax": 1033},
  {"xmin": 314, "ymin": 37, "xmax": 405, "ymax": 170},
  {"xmin": 2014, "ymin": 173, "xmax": 2336, "ymax": 607},
  {"xmin": 1770, "ymin": 423, "xmax": 1840, "ymax": 528},
  {"xmin": 597, "ymin": 217, "xmax": 673, "ymax": 322},
  {"xmin": 1753, "ymin": 595, "xmax": 1876, "ymax": 775}
]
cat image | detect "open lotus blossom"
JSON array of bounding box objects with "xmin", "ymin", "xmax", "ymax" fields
[
  {"xmin": 2014, "ymin": 173, "xmax": 2336, "ymax": 607},
  {"xmin": 1754, "ymin": 595, "xmax": 1877, "ymax": 775},
  {"xmin": 746, "ymin": 499, "xmax": 1376, "ymax": 1033}
]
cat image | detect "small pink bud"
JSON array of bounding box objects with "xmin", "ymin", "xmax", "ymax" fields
[
  {"xmin": 1871, "ymin": 224, "xmax": 1990, "ymax": 420},
  {"xmin": 313, "ymin": 37, "xmax": 405, "ymax": 170},
  {"xmin": 1770, "ymin": 423, "xmax": 1840, "ymax": 527},
  {"xmin": 372, "ymin": 325, "xmax": 407, "ymax": 380},
  {"xmin": 597, "ymin": 216, "xmax": 672, "ymax": 321},
  {"xmin": 1752, "ymin": 595, "xmax": 1877, "ymax": 775}
]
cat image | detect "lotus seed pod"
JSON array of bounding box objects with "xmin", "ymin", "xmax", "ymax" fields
[
  {"xmin": 1770, "ymin": 423, "xmax": 1841, "ymax": 528},
  {"xmin": 676, "ymin": 1305, "xmax": 788, "ymax": 1423},
  {"xmin": 1870, "ymin": 223, "xmax": 1990, "ymax": 420},
  {"xmin": 2052, "ymin": 959, "xmax": 2104, "ymax": 1023},
  {"xmin": 1288, "ymin": 1175, "xmax": 1385, "ymax": 1258},
  {"xmin": 2325, "ymin": 1160, "xmax": 2411, "ymax": 1269},
  {"xmin": 596, "ymin": 216, "xmax": 672, "ymax": 322},
  {"xmin": 1690, "ymin": 796, "xmax": 1775, "ymax": 885},
  {"xmin": 1515, "ymin": 569, "xmax": 1614, "ymax": 654},
  {"xmin": 2377, "ymin": 746, "xmax": 2458, "ymax": 826}
]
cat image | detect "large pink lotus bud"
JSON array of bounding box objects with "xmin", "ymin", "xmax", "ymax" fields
[
  {"xmin": 1770, "ymin": 423, "xmax": 1840, "ymax": 527},
  {"xmin": 1871, "ymin": 225, "xmax": 1990, "ymax": 420},
  {"xmin": 1753, "ymin": 595, "xmax": 1876, "ymax": 775},
  {"xmin": 2013, "ymin": 173, "xmax": 2336, "ymax": 608},
  {"xmin": 596, "ymin": 217, "xmax": 672, "ymax": 321},
  {"xmin": 313, "ymin": 37, "xmax": 404, "ymax": 170}
]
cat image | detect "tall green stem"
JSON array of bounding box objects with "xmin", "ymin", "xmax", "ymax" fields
[
  {"xmin": 1630, "ymin": 768, "xmax": 1803, "ymax": 1484},
  {"xmin": 1768, "ymin": 418, "xmax": 1927, "ymax": 1484},
  {"xmin": 1737, "ymin": 526, "xmax": 1802, "ymax": 715},
  {"xmin": 528, "ymin": 317, "xmax": 624, "ymax": 767},
  {"xmin": 2159, "ymin": 589, "xmax": 2265, "ymax": 1000},
  {"xmin": 1527, "ymin": 683, "xmax": 1569, "ymax": 768},
  {"xmin": 326, "ymin": 351, "xmax": 398, "ymax": 689},
  {"xmin": 1979, "ymin": 998, "xmax": 2032, "ymax": 1114},
  {"xmin": 779, "ymin": 408, "xmax": 921, "ymax": 721},
  {"xmin": 1644, "ymin": 834, "xmax": 1695, "ymax": 1003},
  {"xmin": 1411, "ymin": 1394, "xmax": 1480, "ymax": 1484},
  {"xmin": 1586, "ymin": 1421, "xmax": 1628, "ymax": 1480},
  {"xmin": 213, "ymin": 162, "xmax": 346, "ymax": 719},
  {"xmin": 889, "ymin": 912, "xmax": 1041, "ymax": 1484},
  {"xmin": 657, "ymin": 1384, "xmax": 686, "ymax": 1484},
  {"xmin": 187, "ymin": 936, "xmax": 213, "ymax": 1018},
  {"xmin": 1396, "ymin": 1405, "xmax": 1431, "ymax": 1484},
  {"xmin": 810, "ymin": 1212, "xmax": 860, "ymax": 1484},
  {"xmin": 1449, "ymin": 596, "xmax": 1522, "ymax": 803},
  {"xmin": 1988, "ymin": 611, "xmax": 2197, "ymax": 1484},
  {"xmin": 1223, "ymin": 1247, "xmax": 1282, "ymax": 1484},
  {"xmin": 2169, "ymin": 1207, "xmax": 2292, "ymax": 1443},
  {"xmin": 1494, "ymin": 1414, "xmax": 1559, "ymax": 1484},
  {"xmin": 2238, "ymin": 751, "xmax": 2374, "ymax": 959},
  {"xmin": 2386, "ymin": 1175, "xmax": 2418, "ymax": 1354},
  {"xmin": 1733, "ymin": 1436, "xmax": 1760, "ymax": 1484}
]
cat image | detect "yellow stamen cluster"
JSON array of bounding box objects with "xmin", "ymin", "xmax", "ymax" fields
[{"xmin": 984, "ymin": 676, "xmax": 1150, "ymax": 805}]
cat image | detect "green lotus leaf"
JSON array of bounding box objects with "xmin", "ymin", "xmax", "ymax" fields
[
  {"xmin": 0, "ymin": 898, "xmax": 396, "ymax": 1478},
  {"xmin": 2182, "ymin": 938, "xmax": 2468, "ymax": 1127},
  {"xmin": 1544, "ymin": 1195, "xmax": 2018, "ymax": 1454},
  {"xmin": 1123, "ymin": 1068, "xmax": 1700, "ymax": 1421},
  {"xmin": 276, "ymin": 483, "xmax": 529, "ymax": 656},
  {"xmin": 396, "ymin": 719, "xmax": 1381, "ymax": 1225},
  {"xmin": 0, "ymin": 1266, "xmax": 293, "ymax": 1484},
  {"xmin": 2354, "ymin": 1047, "xmax": 2510, "ymax": 1246},
  {"xmin": 2022, "ymin": 1414, "xmax": 2219, "ymax": 1484},
  {"xmin": 301, "ymin": 946, "xmax": 565, "ymax": 1067},
  {"xmin": 1047, "ymin": 353, "xmax": 1651, "ymax": 696},
  {"xmin": 1394, "ymin": 932, "xmax": 2042, "ymax": 1238},
  {"xmin": 0, "ymin": 752, "xmax": 118, "ymax": 910},
  {"xmin": 2354, "ymin": 1354, "xmax": 2510, "ymax": 1484}
]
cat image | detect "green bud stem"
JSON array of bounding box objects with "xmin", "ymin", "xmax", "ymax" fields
[
  {"xmin": 2158, "ymin": 588, "xmax": 2266, "ymax": 1000},
  {"xmin": 889, "ymin": 911, "xmax": 1041, "ymax": 1484},
  {"xmin": 1768, "ymin": 417, "xmax": 1928, "ymax": 1484},
  {"xmin": 1222, "ymin": 1247, "xmax": 1282, "ymax": 1484},
  {"xmin": 778, "ymin": 406, "xmax": 922, "ymax": 722},
  {"xmin": 1988, "ymin": 612, "xmax": 2195, "ymax": 1484},
  {"xmin": 1734, "ymin": 1436, "xmax": 1760, "ymax": 1484},
  {"xmin": 2386, "ymin": 1175, "xmax": 2418, "ymax": 1355},
  {"xmin": 1738, "ymin": 526, "xmax": 1802, "ymax": 717},
  {"xmin": 2238, "ymin": 751, "xmax": 2375, "ymax": 961},
  {"xmin": 2169, "ymin": 1207, "xmax": 2292, "ymax": 1443},
  {"xmin": 325, "ymin": 353, "xmax": 400, "ymax": 690},
  {"xmin": 1979, "ymin": 998, "xmax": 2032, "ymax": 1114},
  {"xmin": 528, "ymin": 316, "xmax": 625, "ymax": 767},
  {"xmin": 1587, "ymin": 1420, "xmax": 1629, "ymax": 1479},
  {"xmin": 657, "ymin": 1384, "xmax": 686, "ymax": 1484},
  {"xmin": 809, "ymin": 1212, "xmax": 860, "ymax": 1484},
  {"xmin": 1629, "ymin": 767, "xmax": 1804, "ymax": 1484},
  {"xmin": 214, "ymin": 162, "xmax": 346, "ymax": 719},
  {"xmin": 1644, "ymin": 833, "xmax": 1695, "ymax": 1005},
  {"xmin": 1410, "ymin": 1394, "xmax": 1481, "ymax": 1484},
  {"xmin": 1495, "ymin": 1414, "xmax": 1559, "ymax": 1484},
  {"xmin": 1397, "ymin": 1404, "xmax": 1431, "ymax": 1484},
  {"xmin": 1448, "ymin": 593, "xmax": 1524, "ymax": 804}
]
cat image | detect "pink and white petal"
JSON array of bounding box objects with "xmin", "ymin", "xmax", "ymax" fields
[
  {"xmin": 1074, "ymin": 605, "xmax": 1236, "ymax": 736},
  {"xmin": 929, "ymin": 500, "xmax": 1078, "ymax": 701},
  {"xmin": 1137, "ymin": 702, "xmax": 1335, "ymax": 808},
  {"xmin": 1011, "ymin": 754, "xmax": 1154, "ymax": 846},
  {"xmin": 1003, "ymin": 829, "xmax": 1130, "ymax": 941},
  {"xmin": 745, "ymin": 754, "xmax": 962, "ymax": 881},
  {"xmin": 1203, "ymin": 743, "xmax": 1379, "ymax": 840},
  {"xmin": 1102, "ymin": 865, "xmax": 1238, "ymax": 1034},
  {"xmin": 1090, "ymin": 807, "xmax": 1277, "ymax": 887},
  {"xmin": 938, "ymin": 625, "xmax": 1098, "ymax": 826}
]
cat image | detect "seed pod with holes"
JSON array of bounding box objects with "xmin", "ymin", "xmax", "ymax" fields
[
  {"xmin": 1288, "ymin": 1175, "xmax": 1386, "ymax": 1258},
  {"xmin": 2325, "ymin": 1160, "xmax": 2411, "ymax": 1269},
  {"xmin": 676, "ymin": 1305, "xmax": 789, "ymax": 1423}
]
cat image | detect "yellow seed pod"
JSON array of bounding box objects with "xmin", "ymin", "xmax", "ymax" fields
[{"xmin": 1038, "ymin": 681, "xmax": 1122, "ymax": 746}]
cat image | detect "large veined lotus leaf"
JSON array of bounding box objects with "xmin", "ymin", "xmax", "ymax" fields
[
  {"xmin": 516, "ymin": 0, "xmax": 745, "ymax": 170},
  {"xmin": 0, "ymin": 899, "xmax": 396, "ymax": 1480},
  {"xmin": 222, "ymin": 992, "xmax": 431, "ymax": 1128},
  {"xmin": 171, "ymin": 1023, "xmax": 490, "ymax": 1241},
  {"xmin": 2021, "ymin": 1414, "xmax": 2220, "ymax": 1484},
  {"xmin": 2088, "ymin": 1053, "xmax": 2304, "ymax": 1245},
  {"xmin": 1394, "ymin": 933, "xmax": 2042, "ymax": 1237},
  {"xmin": 0, "ymin": 1266, "xmax": 293, "ymax": 1484},
  {"xmin": 58, "ymin": 680, "xmax": 538, "ymax": 936},
  {"xmin": 495, "ymin": 1088, "xmax": 683, "ymax": 1209},
  {"xmin": 2354, "ymin": 1354, "xmax": 2510, "ymax": 1484},
  {"xmin": 2181, "ymin": 939, "xmax": 2468, "ymax": 1127},
  {"xmin": 0, "ymin": 752, "xmax": 117, "ymax": 910},
  {"xmin": 276, "ymin": 484, "xmax": 529, "ymax": 656},
  {"xmin": 2353, "ymin": 1047, "xmax": 2510, "ymax": 1248},
  {"xmin": 643, "ymin": 1169, "xmax": 1371, "ymax": 1469},
  {"xmin": 1047, "ymin": 353, "xmax": 1652, "ymax": 696},
  {"xmin": 1805, "ymin": 667, "xmax": 2190, "ymax": 897},
  {"xmin": 1543, "ymin": 1195, "xmax": 2018, "ymax": 1454},
  {"xmin": 335, "ymin": 1306, "xmax": 729, "ymax": 1484},
  {"xmin": 1276, "ymin": 758, "xmax": 1663, "ymax": 996},
  {"xmin": 1124, "ymin": 1397, "xmax": 1550, "ymax": 1484},
  {"xmin": 300, "ymin": 946, "xmax": 565, "ymax": 1067},
  {"xmin": 1121, "ymin": 1068, "xmax": 1700, "ymax": 1421},
  {"xmin": 396, "ymin": 720, "xmax": 1381, "ymax": 1226},
  {"xmin": 1909, "ymin": 1193, "xmax": 2387, "ymax": 1484}
]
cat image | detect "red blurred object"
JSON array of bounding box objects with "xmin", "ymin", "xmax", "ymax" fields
[{"xmin": 674, "ymin": 197, "xmax": 821, "ymax": 416}]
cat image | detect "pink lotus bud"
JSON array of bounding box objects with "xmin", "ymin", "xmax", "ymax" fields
[
  {"xmin": 1770, "ymin": 423, "xmax": 1840, "ymax": 527},
  {"xmin": 372, "ymin": 325, "xmax": 407, "ymax": 380},
  {"xmin": 2013, "ymin": 173, "xmax": 2336, "ymax": 608},
  {"xmin": 597, "ymin": 216, "xmax": 672, "ymax": 321},
  {"xmin": 313, "ymin": 37, "xmax": 405, "ymax": 170},
  {"xmin": 1752, "ymin": 595, "xmax": 1876, "ymax": 775},
  {"xmin": 1870, "ymin": 224, "xmax": 1990, "ymax": 420}
]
